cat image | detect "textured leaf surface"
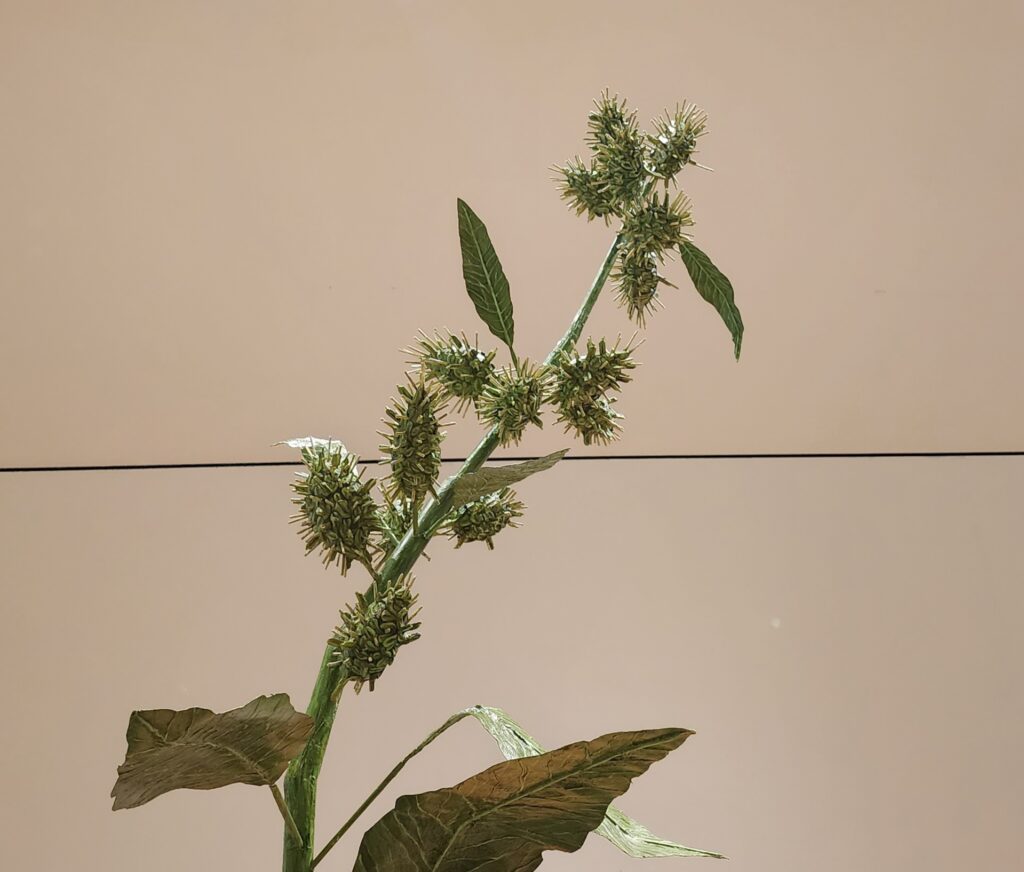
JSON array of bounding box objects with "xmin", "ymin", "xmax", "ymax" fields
[
  {"xmin": 111, "ymin": 694, "xmax": 313, "ymax": 810},
  {"xmin": 465, "ymin": 705, "xmax": 724, "ymax": 859},
  {"xmin": 352, "ymin": 727, "xmax": 690, "ymax": 872},
  {"xmin": 679, "ymin": 242, "xmax": 744, "ymax": 359},
  {"xmin": 449, "ymin": 450, "xmax": 568, "ymax": 509},
  {"xmin": 457, "ymin": 198, "xmax": 515, "ymax": 352}
]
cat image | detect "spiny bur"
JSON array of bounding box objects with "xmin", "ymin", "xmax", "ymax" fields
[
  {"xmin": 380, "ymin": 378, "xmax": 447, "ymax": 507},
  {"xmin": 477, "ymin": 361, "xmax": 549, "ymax": 446},
  {"xmin": 447, "ymin": 487, "xmax": 525, "ymax": 549},
  {"xmin": 329, "ymin": 575, "xmax": 421, "ymax": 693},
  {"xmin": 411, "ymin": 331, "xmax": 497, "ymax": 414},
  {"xmin": 290, "ymin": 442, "xmax": 380, "ymax": 575}
]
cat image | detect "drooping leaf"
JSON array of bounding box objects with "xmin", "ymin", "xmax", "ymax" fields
[
  {"xmin": 111, "ymin": 694, "xmax": 313, "ymax": 810},
  {"xmin": 465, "ymin": 705, "xmax": 724, "ymax": 859},
  {"xmin": 352, "ymin": 727, "xmax": 690, "ymax": 872},
  {"xmin": 457, "ymin": 198, "xmax": 516, "ymax": 353},
  {"xmin": 679, "ymin": 241, "xmax": 744, "ymax": 359},
  {"xmin": 448, "ymin": 450, "xmax": 568, "ymax": 509}
]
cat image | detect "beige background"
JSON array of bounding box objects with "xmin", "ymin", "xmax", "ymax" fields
[{"xmin": 1, "ymin": 2, "xmax": 1023, "ymax": 872}]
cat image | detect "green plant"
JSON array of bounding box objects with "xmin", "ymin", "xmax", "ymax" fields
[{"xmin": 110, "ymin": 92, "xmax": 744, "ymax": 872}]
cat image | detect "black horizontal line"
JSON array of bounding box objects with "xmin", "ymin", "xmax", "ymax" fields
[{"xmin": 2, "ymin": 450, "xmax": 1022, "ymax": 473}]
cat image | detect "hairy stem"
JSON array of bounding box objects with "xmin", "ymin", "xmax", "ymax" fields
[{"xmin": 282, "ymin": 223, "xmax": 630, "ymax": 872}]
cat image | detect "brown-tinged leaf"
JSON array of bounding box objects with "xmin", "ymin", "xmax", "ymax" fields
[
  {"xmin": 352, "ymin": 727, "xmax": 691, "ymax": 872},
  {"xmin": 448, "ymin": 449, "xmax": 568, "ymax": 509},
  {"xmin": 465, "ymin": 705, "xmax": 724, "ymax": 859},
  {"xmin": 111, "ymin": 693, "xmax": 313, "ymax": 810}
]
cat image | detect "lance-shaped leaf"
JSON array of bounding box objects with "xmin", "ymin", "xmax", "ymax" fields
[
  {"xmin": 457, "ymin": 198, "xmax": 516, "ymax": 353},
  {"xmin": 465, "ymin": 705, "xmax": 724, "ymax": 859},
  {"xmin": 352, "ymin": 727, "xmax": 690, "ymax": 872},
  {"xmin": 448, "ymin": 449, "xmax": 568, "ymax": 509},
  {"xmin": 679, "ymin": 241, "xmax": 744, "ymax": 360},
  {"xmin": 111, "ymin": 693, "xmax": 313, "ymax": 810}
]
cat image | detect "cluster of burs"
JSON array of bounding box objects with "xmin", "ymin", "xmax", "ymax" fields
[{"xmin": 290, "ymin": 93, "xmax": 707, "ymax": 691}]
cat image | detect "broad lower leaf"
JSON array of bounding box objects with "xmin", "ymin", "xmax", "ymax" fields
[
  {"xmin": 466, "ymin": 705, "xmax": 724, "ymax": 859},
  {"xmin": 449, "ymin": 450, "xmax": 568, "ymax": 509},
  {"xmin": 457, "ymin": 198, "xmax": 516, "ymax": 353},
  {"xmin": 679, "ymin": 241, "xmax": 744, "ymax": 360},
  {"xmin": 352, "ymin": 727, "xmax": 690, "ymax": 872},
  {"xmin": 111, "ymin": 693, "xmax": 313, "ymax": 810}
]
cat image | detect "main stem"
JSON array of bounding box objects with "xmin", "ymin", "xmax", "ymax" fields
[{"xmin": 281, "ymin": 225, "xmax": 628, "ymax": 872}]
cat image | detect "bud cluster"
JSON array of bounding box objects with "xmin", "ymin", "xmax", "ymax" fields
[
  {"xmin": 411, "ymin": 331, "xmax": 497, "ymax": 414},
  {"xmin": 379, "ymin": 378, "xmax": 446, "ymax": 506},
  {"xmin": 377, "ymin": 496, "xmax": 414, "ymax": 554},
  {"xmin": 447, "ymin": 487, "xmax": 524, "ymax": 550},
  {"xmin": 290, "ymin": 442, "xmax": 380, "ymax": 575},
  {"xmin": 476, "ymin": 361, "xmax": 550, "ymax": 446},
  {"xmin": 647, "ymin": 104, "xmax": 707, "ymax": 181},
  {"xmin": 550, "ymin": 337, "xmax": 638, "ymax": 445},
  {"xmin": 329, "ymin": 575, "xmax": 422, "ymax": 692}
]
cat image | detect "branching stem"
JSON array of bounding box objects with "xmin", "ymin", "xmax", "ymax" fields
[{"xmin": 282, "ymin": 211, "xmax": 637, "ymax": 872}]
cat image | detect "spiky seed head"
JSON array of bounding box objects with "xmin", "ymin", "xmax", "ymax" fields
[
  {"xmin": 477, "ymin": 361, "xmax": 550, "ymax": 446},
  {"xmin": 647, "ymin": 103, "xmax": 708, "ymax": 181},
  {"xmin": 410, "ymin": 331, "xmax": 497, "ymax": 414},
  {"xmin": 557, "ymin": 156, "xmax": 618, "ymax": 222},
  {"xmin": 592, "ymin": 123, "xmax": 648, "ymax": 212},
  {"xmin": 329, "ymin": 575, "xmax": 421, "ymax": 693},
  {"xmin": 586, "ymin": 90, "xmax": 636, "ymax": 152},
  {"xmin": 556, "ymin": 394, "xmax": 623, "ymax": 446},
  {"xmin": 550, "ymin": 336, "xmax": 638, "ymax": 408},
  {"xmin": 377, "ymin": 496, "xmax": 415, "ymax": 555},
  {"xmin": 447, "ymin": 487, "xmax": 524, "ymax": 549},
  {"xmin": 380, "ymin": 377, "xmax": 446, "ymax": 505},
  {"xmin": 621, "ymin": 191, "xmax": 694, "ymax": 257},
  {"xmin": 290, "ymin": 442, "xmax": 380, "ymax": 575},
  {"xmin": 612, "ymin": 247, "xmax": 672, "ymax": 326}
]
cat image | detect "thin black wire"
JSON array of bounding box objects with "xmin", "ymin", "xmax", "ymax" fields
[{"xmin": 2, "ymin": 450, "xmax": 1022, "ymax": 473}]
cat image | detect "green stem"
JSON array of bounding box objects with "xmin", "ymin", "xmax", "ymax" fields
[
  {"xmin": 282, "ymin": 223, "xmax": 629, "ymax": 872},
  {"xmin": 310, "ymin": 712, "xmax": 472, "ymax": 869},
  {"xmin": 271, "ymin": 783, "xmax": 303, "ymax": 847}
]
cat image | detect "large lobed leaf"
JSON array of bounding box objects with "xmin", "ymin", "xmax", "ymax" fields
[
  {"xmin": 352, "ymin": 727, "xmax": 691, "ymax": 872},
  {"xmin": 449, "ymin": 450, "xmax": 568, "ymax": 509},
  {"xmin": 457, "ymin": 198, "xmax": 516, "ymax": 353},
  {"xmin": 111, "ymin": 693, "xmax": 313, "ymax": 810},
  {"xmin": 679, "ymin": 241, "xmax": 744, "ymax": 360},
  {"xmin": 465, "ymin": 705, "xmax": 724, "ymax": 859}
]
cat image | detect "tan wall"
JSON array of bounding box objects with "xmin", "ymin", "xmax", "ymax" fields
[{"xmin": 1, "ymin": 2, "xmax": 1022, "ymax": 871}]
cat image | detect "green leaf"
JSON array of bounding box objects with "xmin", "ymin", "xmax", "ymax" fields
[
  {"xmin": 457, "ymin": 198, "xmax": 516, "ymax": 353},
  {"xmin": 448, "ymin": 450, "xmax": 568, "ymax": 509},
  {"xmin": 679, "ymin": 241, "xmax": 744, "ymax": 359},
  {"xmin": 352, "ymin": 727, "xmax": 691, "ymax": 872},
  {"xmin": 111, "ymin": 694, "xmax": 313, "ymax": 810},
  {"xmin": 465, "ymin": 705, "xmax": 724, "ymax": 859}
]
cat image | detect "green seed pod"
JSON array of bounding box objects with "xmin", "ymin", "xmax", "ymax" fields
[
  {"xmin": 621, "ymin": 191, "xmax": 693, "ymax": 256},
  {"xmin": 557, "ymin": 156, "xmax": 617, "ymax": 222},
  {"xmin": 329, "ymin": 575, "xmax": 421, "ymax": 693},
  {"xmin": 556, "ymin": 394, "xmax": 623, "ymax": 446},
  {"xmin": 411, "ymin": 331, "xmax": 497, "ymax": 414},
  {"xmin": 290, "ymin": 442, "xmax": 380, "ymax": 575},
  {"xmin": 477, "ymin": 361, "xmax": 549, "ymax": 446},
  {"xmin": 647, "ymin": 104, "xmax": 707, "ymax": 181},
  {"xmin": 447, "ymin": 487, "xmax": 524, "ymax": 550},
  {"xmin": 612, "ymin": 247, "xmax": 673, "ymax": 326},
  {"xmin": 551, "ymin": 336, "xmax": 638, "ymax": 408},
  {"xmin": 380, "ymin": 377, "xmax": 446, "ymax": 505}
]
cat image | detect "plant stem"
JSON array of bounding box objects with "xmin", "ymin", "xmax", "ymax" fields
[
  {"xmin": 271, "ymin": 783, "xmax": 304, "ymax": 847},
  {"xmin": 282, "ymin": 223, "xmax": 629, "ymax": 872},
  {"xmin": 310, "ymin": 712, "xmax": 472, "ymax": 868}
]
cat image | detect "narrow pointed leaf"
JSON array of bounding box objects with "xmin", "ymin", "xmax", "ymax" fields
[
  {"xmin": 111, "ymin": 694, "xmax": 313, "ymax": 810},
  {"xmin": 465, "ymin": 705, "xmax": 724, "ymax": 859},
  {"xmin": 679, "ymin": 241, "xmax": 744, "ymax": 359},
  {"xmin": 352, "ymin": 727, "xmax": 691, "ymax": 872},
  {"xmin": 449, "ymin": 449, "xmax": 568, "ymax": 509},
  {"xmin": 457, "ymin": 198, "xmax": 516, "ymax": 352}
]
